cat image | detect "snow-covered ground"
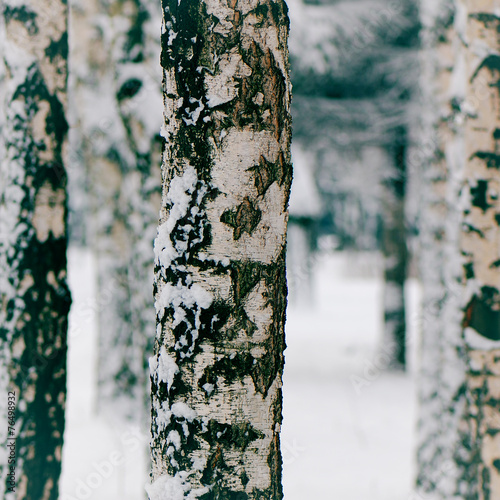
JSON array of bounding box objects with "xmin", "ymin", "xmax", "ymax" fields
[{"xmin": 60, "ymin": 247, "xmax": 420, "ymax": 499}]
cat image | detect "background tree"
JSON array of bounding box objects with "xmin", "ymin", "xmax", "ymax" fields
[
  {"xmin": 416, "ymin": 0, "xmax": 500, "ymax": 497},
  {"xmin": 0, "ymin": 1, "xmax": 71, "ymax": 498},
  {"xmin": 69, "ymin": 0, "xmax": 162, "ymax": 422},
  {"xmin": 414, "ymin": 0, "xmax": 468, "ymax": 495},
  {"xmin": 287, "ymin": 0, "xmax": 420, "ymax": 368},
  {"xmin": 147, "ymin": 0, "xmax": 292, "ymax": 498}
]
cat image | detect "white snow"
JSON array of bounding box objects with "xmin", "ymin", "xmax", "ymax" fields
[
  {"xmin": 61, "ymin": 247, "xmax": 419, "ymax": 500},
  {"xmin": 150, "ymin": 345, "xmax": 179, "ymax": 390},
  {"xmin": 154, "ymin": 166, "xmax": 199, "ymax": 271},
  {"xmin": 145, "ymin": 472, "xmax": 210, "ymax": 500},
  {"xmin": 171, "ymin": 402, "xmax": 197, "ymax": 422}
]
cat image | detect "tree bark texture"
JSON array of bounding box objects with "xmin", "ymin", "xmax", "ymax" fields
[
  {"xmin": 69, "ymin": 0, "xmax": 162, "ymax": 422},
  {"xmin": 417, "ymin": 0, "xmax": 500, "ymax": 497},
  {"xmin": 459, "ymin": 1, "xmax": 500, "ymax": 495},
  {"xmin": 148, "ymin": 1, "xmax": 292, "ymax": 499},
  {"xmin": 0, "ymin": 1, "xmax": 70, "ymax": 499}
]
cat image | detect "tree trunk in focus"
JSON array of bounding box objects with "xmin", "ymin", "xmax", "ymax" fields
[{"xmin": 148, "ymin": 0, "xmax": 292, "ymax": 498}]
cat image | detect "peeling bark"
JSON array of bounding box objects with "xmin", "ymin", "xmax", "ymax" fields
[
  {"xmin": 0, "ymin": 1, "xmax": 70, "ymax": 499},
  {"xmin": 148, "ymin": 1, "xmax": 292, "ymax": 498}
]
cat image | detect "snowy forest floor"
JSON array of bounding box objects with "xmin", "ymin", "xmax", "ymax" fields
[{"xmin": 60, "ymin": 247, "xmax": 421, "ymax": 500}]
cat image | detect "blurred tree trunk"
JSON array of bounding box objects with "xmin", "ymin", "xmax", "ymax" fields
[
  {"xmin": 70, "ymin": 0, "xmax": 162, "ymax": 422},
  {"xmin": 381, "ymin": 125, "xmax": 408, "ymax": 369},
  {"xmin": 459, "ymin": 0, "xmax": 500, "ymax": 494},
  {"xmin": 415, "ymin": 0, "xmax": 468, "ymax": 496},
  {"xmin": 417, "ymin": 0, "xmax": 500, "ymax": 497},
  {"xmin": 148, "ymin": 0, "xmax": 292, "ymax": 498},
  {"xmin": 0, "ymin": 1, "xmax": 71, "ymax": 498}
]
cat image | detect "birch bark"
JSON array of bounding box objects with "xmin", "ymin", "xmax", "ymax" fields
[
  {"xmin": 417, "ymin": 0, "xmax": 500, "ymax": 497},
  {"xmin": 0, "ymin": 1, "xmax": 70, "ymax": 498},
  {"xmin": 148, "ymin": 1, "xmax": 292, "ymax": 498},
  {"xmin": 459, "ymin": 1, "xmax": 500, "ymax": 495}
]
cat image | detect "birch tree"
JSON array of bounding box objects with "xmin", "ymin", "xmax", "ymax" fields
[
  {"xmin": 458, "ymin": 1, "xmax": 500, "ymax": 494},
  {"xmin": 416, "ymin": 0, "xmax": 500, "ymax": 497},
  {"xmin": 69, "ymin": 0, "xmax": 162, "ymax": 422},
  {"xmin": 0, "ymin": 1, "xmax": 70, "ymax": 498},
  {"xmin": 415, "ymin": 0, "xmax": 469, "ymax": 495},
  {"xmin": 147, "ymin": 0, "xmax": 292, "ymax": 498}
]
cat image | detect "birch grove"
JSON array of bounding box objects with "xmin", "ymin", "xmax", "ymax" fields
[
  {"xmin": 148, "ymin": 0, "xmax": 292, "ymax": 498},
  {"xmin": 0, "ymin": 1, "xmax": 70, "ymax": 498}
]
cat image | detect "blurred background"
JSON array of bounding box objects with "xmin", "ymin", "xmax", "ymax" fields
[{"xmin": 61, "ymin": 0, "xmax": 424, "ymax": 498}]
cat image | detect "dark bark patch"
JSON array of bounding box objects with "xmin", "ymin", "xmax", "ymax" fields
[
  {"xmin": 463, "ymin": 223, "xmax": 485, "ymax": 238},
  {"xmin": 117, "ymin": 78, "xmax": 143, "ymax": 100},
  {"xmin": 471, "ymin": 151, "xmax": 500, "ymax": 170},
  {"xmin": 220, "ymin": 197, "xmax": 262, "ymax": 240},
  {"xmin": 45, "ymin": 32, "xmax": 68, "ymax": 64},
  {"xmin": 199, "ymin": 352, "xmax": 254, "ymax": 391},
  {"xmin": 490, "ymin": 259, "xmax": 500, "ymax": 269},
  {"xmin": 464, "ymin": 262, "xmax": 475, "ymax": 279},
  {"xmin": 4, "ymin": 5, "xmax": 38, "ymax": 35},
  {"xmin": 470, "ymin": 12, "xmax": 500, "ymax": 30},
  {"xmin": 248, "ymin": 153, "xmax": 290, "ymax": 198},
  {"xmin": 471, "ymin": 54, "xmax": 500, "ymax": 83},
  {"xmin": 201, "ymin": 444, "xmax": 227, "ymax": 485},
  {"xmin": 202, "ymin": 420, "xmax": 264, "ymax": 452},
  {"xmin": 234, "ymin": 41, "xmax": 287, "ymax": 138},
  {"xmin": 463, "ymin": 287, "xmax": 500, "ymax": 341},
  {"xmin": 471, "ymin": 180, "xmax": 492, "ymax": 212}
]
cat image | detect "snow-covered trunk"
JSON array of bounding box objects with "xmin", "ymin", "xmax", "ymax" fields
[
  {"xmin": 0, "ymin": 1, "xmax": 71, "ymax": 499},
  {"xmin": 70, "ymin": 0, "xmax": 162, "ymax": 422},
  {"xmin": 148, "ymin": 0, "xmax": 292, "ymax": 498},
  {"xmin": 415, "ymin": 0, "xmax": 469, "ymax": 496},
  {"xmin": 458, "ymin": 2, "xmax": 500, "ymax": 495},
  {"xmin": 381, "ymin": 126, "xmax": 408, "ymax": 369}
]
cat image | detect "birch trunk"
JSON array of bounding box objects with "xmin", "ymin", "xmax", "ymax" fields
[
  {"xmin": 0, "ymin": 1, "xmax": 70, "ymax": 499},
  {"xmin": 148, "ymin": 0, "xmax": 292, "ymax": 498},
  {"xmin": 69, "ymin": 0, "xmax": 162, "ymax": 422},
  {"xmin": 382, "ymin": 126, "xmax": 408, "ymax": 370},
  {"xmin": 415, "ymin": 1, "xmax": 471, "ymax": 496},
  {"xmin": 459, "ymin": 1, "xmax": 500, "ymax": 495},
  {"xmin": 417, "ymin": 0, "xmax": 500, "ymax": 497}
]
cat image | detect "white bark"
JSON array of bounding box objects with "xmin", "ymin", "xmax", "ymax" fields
[{"xmin": 149, "ymin": 1, "xmax": 292, "ymax": 498}]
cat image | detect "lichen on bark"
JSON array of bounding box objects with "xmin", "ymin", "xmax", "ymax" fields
[{"xmin": 149, "ymin": 1, "xmax": 292, "ymax": 498}]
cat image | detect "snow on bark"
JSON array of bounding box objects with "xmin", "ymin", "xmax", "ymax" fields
[
  {"xmin": 415, "ymin": 1, "xmax": 469, "ymax": 497},
  {"xmin": 69, "ymin": 0, "xmax": 162, "ymax": 422},
  {"xmin": 0, "ymin": 1, "xmax": 70, "ymax": 498},
  {"xmin": 148, "ymin": 0, "xmax": 292, "ymax": 498}
]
